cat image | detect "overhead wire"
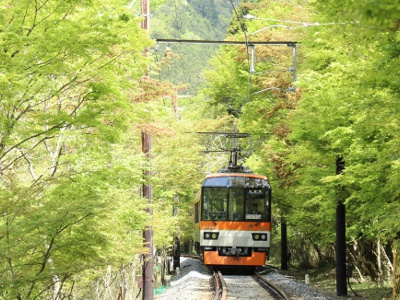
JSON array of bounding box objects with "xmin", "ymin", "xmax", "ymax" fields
[
  {"xmin": 173, "ymin": 0, "xmax": 182, "ymax": 40},
  {"xmin": 229, "ymin": 0, "xmax": 253, "ymax": 104},
  {"xmin": 155, "ymin": 0, "xmax": 181, "ymax": 80},
  {"xmin": 241, "ymin": 13, "xmax": 302, "ymax": 96}
]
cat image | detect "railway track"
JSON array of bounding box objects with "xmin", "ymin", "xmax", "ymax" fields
[
  {"xmin": 255, "ymin": 271, "xmax": 289, "ymax": 300},
  {"xmin": 156, "ymin": 257, "xmax": 330, "ymax": 299},
  {"xmin": 211, "ymin": 271, "xmax": 227, "ymax": 300},
  {"xmin": 211, "ymin": 269, "xmax": 288, "ymax": 300}
]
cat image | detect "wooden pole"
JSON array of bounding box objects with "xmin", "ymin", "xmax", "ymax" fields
[
  {"xmin": 173, "ymin": 196, "xmax": 180, "ymax": 271},
  {"xmin": 142, "ymin": 131, "xmax": 154, "ymax": 300},
  {"xmin": 141, "ymin": 1, "xmax": 153, "ymax": 299},
  {"xmin": 141, "ymin": 0, "xmax": 149, "ymax": 31}
]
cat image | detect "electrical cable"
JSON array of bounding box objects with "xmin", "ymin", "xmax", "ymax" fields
[
  {"xmin": 244, "ymin": 14, "xmax": 345, "ymax": 25},
  {"xmin": 249, "ymin": 23, "xmax": 346, "ymax": 36},
  {"xmin": 173, "ymin": 0, "xmax": 181, "ymax": 40},
  {"xmin": 229, "ymin": 0, "xmax": 253, "ymax": 104},
  {"xmin": 243, "ymin": 14, "xmax": 353, "ymax": 36}
]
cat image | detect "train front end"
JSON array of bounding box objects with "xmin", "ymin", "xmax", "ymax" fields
[{"xmin": 194, "ymin": 172, "xmax": 271, "ymax": 267}]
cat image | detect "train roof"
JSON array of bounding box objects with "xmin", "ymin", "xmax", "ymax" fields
[
  {"xmin": 203, "ymin": 172, "xmax": 270, "ymax": 188},
  {"xmin": 205, "ymin": 172, "xmax": 268, "ymax": 180}
]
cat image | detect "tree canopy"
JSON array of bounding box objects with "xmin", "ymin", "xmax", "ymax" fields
[
  {"xmin": 199, "ymin": 0, "xmax": 400, "ymax": 283},
  {"xmin": 0, "ymin": 0, "xmax": 159, "ymax": 298},
  {"xmin": 1, "ymin": 0, "xmax": 400, "ymax": 298}
]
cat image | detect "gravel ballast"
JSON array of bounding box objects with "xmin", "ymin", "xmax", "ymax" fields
[{"xmin": 155, "ymin": 257, "xmax": 338, "ymax": 299}]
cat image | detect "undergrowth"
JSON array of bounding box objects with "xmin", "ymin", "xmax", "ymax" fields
[{"xmin": 279, "ymin": 264, "xmax": 393, "ymax": 299}]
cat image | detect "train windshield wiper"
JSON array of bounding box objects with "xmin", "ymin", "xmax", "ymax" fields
[{"xmin": 210, "ymin": 213, "xmax": 217, "ymax": 225}]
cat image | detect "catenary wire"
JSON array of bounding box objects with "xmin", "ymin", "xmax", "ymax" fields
[
  {"xmin": 229, "ymin": 0, "xmax": 253, "ymax": 104},
  {"xmin": 173, "ymin": 0, "xmax": 181, "ymax": 40}
]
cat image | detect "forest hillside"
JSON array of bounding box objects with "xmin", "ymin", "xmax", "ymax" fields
[
  {"xmin": 150, "ymin": 0, "xmax": 238, "ymax": 93},
  {"xmin": 0, "ymin": 0, "xmax": 399, "ymax": 299},
  {"xmin": 199, "ymin": 0, "xmax": 400, "ymax": 289}
]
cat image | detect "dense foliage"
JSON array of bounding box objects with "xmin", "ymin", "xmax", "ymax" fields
[
  {"xmin": 0, "ymin": 0, "xmax": 203, "ymax": 298},
  {"xmin": 0, "ymin": 0, "xmax": 146, "ymax": 297},
  {"xmin": 288, "ymin": 0, "xmax": 400, "ymax": 279},
  {"xmin": 199, "ymin": 0, "xmax": 400, "ymax": 286},
  {"xmin": 1, "ymin": 0, "xmax": 400, "ymax": 298}
]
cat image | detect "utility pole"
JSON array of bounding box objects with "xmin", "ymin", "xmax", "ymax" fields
[
  {"xmin": 336, "ymin": 201, "xmax": 347, "ymax": 296},
  {"xmin": 281, "ymin": 216, "xmax": 288, "ymax": 270},
  {"xmin": 142, "ymin": 131, "xmax": 153, "ymax": 300},
  {"xmin": 141, "ymin": 0, "xmax": 153, "ymax": 299},
  {"xmin": 141, "ymin": 0, "xmax": 149, "ymax": 31},
  {"xmin": 172, "ymin": 196, "xmax": 180, "ymax": 271}
]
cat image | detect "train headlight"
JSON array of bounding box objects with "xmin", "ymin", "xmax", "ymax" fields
[
  {"xmin": 203, "ymin": 232, "xmax": 219, "ymax": 240},
  {"xmin": 252, "ymin": 233, "xmax": 268, "ymax": 241}
]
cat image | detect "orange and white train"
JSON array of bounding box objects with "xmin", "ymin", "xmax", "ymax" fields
[{"xmin": 194, "ymin": 168, "xmax": 271, "ymax": 267}]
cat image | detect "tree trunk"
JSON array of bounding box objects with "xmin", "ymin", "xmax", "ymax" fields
[
  {"xmin": 348, "ymin": 240, "xmax": 378, "ymax": 282},
  {"xmin": 347, "ymin": 247, "xmax": 365, "ymax": 283},
  {"xmin": 377, "ymin": 238, "xmax": 383, "ymax": 287},
  {"xmin": 380, "ymin": 242, "xmax": 393, "ymax": 281},
  {"xmin": 52, "ymin": 275, "xmax": 61, "ymax": 300}
]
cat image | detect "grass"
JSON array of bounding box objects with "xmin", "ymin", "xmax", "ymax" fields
[{"xmin": 279, "ymin": 265, "xmax": 394, "ymax": 299}]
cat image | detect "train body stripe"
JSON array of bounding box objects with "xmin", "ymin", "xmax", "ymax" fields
[
  {"xmin": 203, "ymin": 251, "xmax": 266, "ymax": 266},
  {"xmin": 200, "ymin": 221, "xmax": 271, "ymax": 231},
  {"xmin": 200, "ymin": 229, "xmax": 270, "ymax": 247}
]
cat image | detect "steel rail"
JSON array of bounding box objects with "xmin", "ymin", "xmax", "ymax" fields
[
  {"xmin": 212, "ymin": 271, "xmax": 227, "ymax": 300},
  {"xmin": 219, "ymin": 271, "xmax": 227, "ymax": 300},
  {"xmin": 255, "ymin": 272, "xmax": 289, "ymax": 300}
]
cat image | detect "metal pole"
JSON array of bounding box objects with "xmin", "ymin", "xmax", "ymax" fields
[
  {"xmin": 281, "ymin": 217, "xmax": 288, "ymax": 270},
  {"xmin": 394, "ymin": 244, "xmax": 398, "ymax": 300},
  {"xmin": 287, "ymin": 44, "xmax": 297, "ymax": 92},
  {"xmin": 292, "ymin": 45, "xmax": 297, "ymax": 82},
  {"xmin": 336, "ymin": 202, "xmax": 347, "ymax": 296},
  {"xmin": 233, "ymin": 122, "xmax": 238, "ymax": 167},
  {"xmin": 172, "ymin": 90, "xmax": 178, "ymax": 119},
  {"xmin": 250, "ymin": 44, "xmax": 255, "ymax": 73},
  {"xmin": 335, "ymin": 156, "xmax": 347, "ymax": 296},
  {"xmin": 173, "ymin": 196, "xmax": 180, "ymax": 271}
]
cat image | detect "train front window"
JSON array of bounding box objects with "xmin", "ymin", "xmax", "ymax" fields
[
  {"xmin": 202, "ymin": 187, "xmax": 228, "ymax": 221},
  {"xmin": 202, "ymin": 187, "xmax": 270, "ymax": 222},
  {"xmin": 201, "ymin": 176, "xmax": 271, "ymax": 222},
  {"xmin": 245, "ymin": 189, "xmax": 267, "ymax": 220},
  {"xmin": 229, "ymin": 188, "xmax": 244, "ymax": 221}
]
